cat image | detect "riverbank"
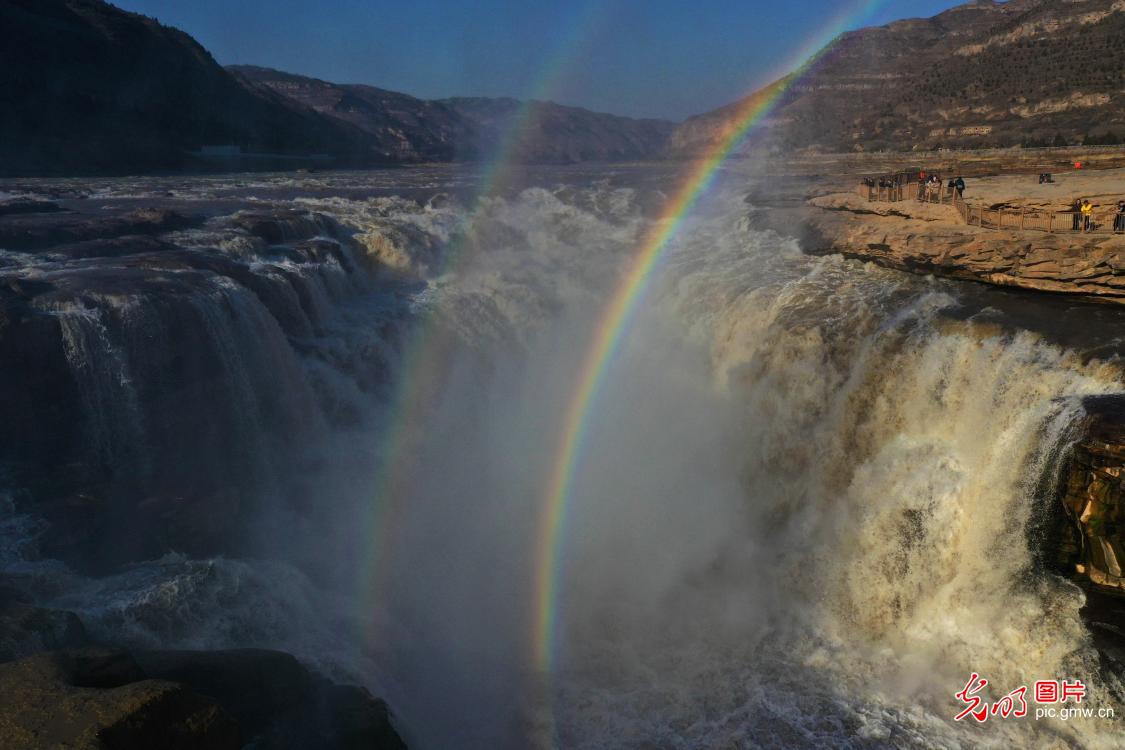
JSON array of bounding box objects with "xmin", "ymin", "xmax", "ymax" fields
[{"xmin": 791, "ymin": 167, "xmax": 1125, "ymax": 303}]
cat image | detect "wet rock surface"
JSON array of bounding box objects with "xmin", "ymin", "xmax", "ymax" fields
[
  {"xmin": 0, "ymin": 208, "xmax": 203, "ymax": 252},
  {"xmin": 0, "ymin": 620, "xmax": 407, "ymax": 749},
  {"xmin": 136, "ymin": 649, "xmax": 407, "ymax": 750},
  {"xmin": 0, "ymin": 600, "xmax": 88, "ymax": 663},
  {"xmin": 0, "ymin": 187, "xmax": 410, "ymax": 747},
  {"xmin": 0, "ymin": 648, "xmax": 240, "ymax": 750},
  {"xmin": 0, "ymin": 198, "xmax": 391, "ymax": 573},
  {"xmin": 1039, "ymin": 396, "xmax": 1125, "ymax": 683},
  {"xmin": 1059, "ymin": 396, "xmax": 1125, "ymax": 593},
  {"xmin": 0, "ymin": 198, "xmax": 62, "ymax": 217}
]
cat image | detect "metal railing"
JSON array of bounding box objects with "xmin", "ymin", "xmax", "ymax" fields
[{"xmin": 859, "ymin": 181, "xmax": 1125, "ymax": 234}]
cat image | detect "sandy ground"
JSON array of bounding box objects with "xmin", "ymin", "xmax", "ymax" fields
[{"xmin": 967, "ymin": 167, "xmax": 1125, "ymax": 212}]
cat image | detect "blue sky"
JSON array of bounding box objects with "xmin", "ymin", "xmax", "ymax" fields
[{"xmin": 113, "ymin": 0, "xmax": 967, "ymax": 121}]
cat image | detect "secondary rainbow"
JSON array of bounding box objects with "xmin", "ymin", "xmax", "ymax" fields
[
  {"xmin": 354, "ymin": 1, "xmax": 610, "ymax": 644},
  {"xmin": 532, "ymin": 0, "xmax": 895, "ymax": 674}
]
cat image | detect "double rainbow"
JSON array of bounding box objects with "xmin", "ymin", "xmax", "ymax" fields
[
  {"xmin": 354, "ymin": 0, "xmax": 609, "ymax": 644},
  {"xmin": 531, "ymin": 0, "xmax": 895, "ymax": 677}
]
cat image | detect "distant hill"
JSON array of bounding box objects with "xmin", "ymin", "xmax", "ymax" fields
[
  {"xmin": 0, "ymin": 0, "xmax": 675, "ymax": 176},
  {"xmin": 668, "ymin": 0, "xmax": 1125, "ymax": 157},
  {"xmin": 230, "ymin": 66, "xmax": 677, "ymax": 164},
  {"xmin": 0, "ymin": 0, "xmax": 372, "ymax": 175}
]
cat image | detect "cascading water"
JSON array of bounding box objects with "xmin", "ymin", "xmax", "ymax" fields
[{"xmin": 0, "ymin": 167, "xmax": 1122, "ymax": 749}]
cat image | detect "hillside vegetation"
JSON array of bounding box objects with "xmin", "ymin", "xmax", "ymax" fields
[{"xmin": 668, "ymin": 0, "xmax": 1125, "ymax": 157}]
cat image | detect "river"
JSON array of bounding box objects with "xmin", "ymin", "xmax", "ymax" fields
[{"xmin": 0, "ymin": 165, "xmax": 1122, "ymax": 748}]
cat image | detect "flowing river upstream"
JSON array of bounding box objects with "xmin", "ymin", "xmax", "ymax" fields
[{"xmin": 0, "ymin": 165, "xmax": 1123, "ymax": 748}]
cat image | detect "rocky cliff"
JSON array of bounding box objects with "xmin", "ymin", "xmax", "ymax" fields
[
  {"xmin": 669, "ymin": 0, "xmax": 1125, "ymax": 156},
  {"xmin": 794, "ymin": 189, "xmax": 1125, "ymax": 303}
]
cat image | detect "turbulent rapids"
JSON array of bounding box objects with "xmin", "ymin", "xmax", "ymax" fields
[{"xmin": 1, "ymin": 166, "xmax": 1124, "ymax": 748}]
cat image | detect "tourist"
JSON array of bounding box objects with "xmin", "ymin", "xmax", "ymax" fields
[
  {"xmin": 1115, "ymin": 201, "xmax": 1124, "ymax": 233},
  {"xmin": 1081, "ymin": 199, "xmax": 1094, "ymax": 231},
  {"xmin": 954, "ymin": 176, "xmax": 965, "ymax": 198},
  {"xmin": 1073, "ymin": 198, "xmax": 1083, "ymax": 230}
]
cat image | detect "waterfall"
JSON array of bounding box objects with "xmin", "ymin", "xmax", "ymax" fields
[
  {"xmin": 1, "ymin": 169, "xmax": 1122, "ymax": 749},
  {"xmin": 51, "ymin": 300, "xmax": 148, "ymax": 477}
]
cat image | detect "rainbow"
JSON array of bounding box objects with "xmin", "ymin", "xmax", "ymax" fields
[
  {"xmin": 531, "ymin": 0, "xmax": 895, "ymax": 677},
  {"xmin": 354, "ymin": 1, "xmax": 609, "ymax": 645}
]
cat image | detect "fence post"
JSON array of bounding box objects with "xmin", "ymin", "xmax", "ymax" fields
[{"xmin": 1020, "ymin": 208, "xmax": 1025, "ymax": 231}]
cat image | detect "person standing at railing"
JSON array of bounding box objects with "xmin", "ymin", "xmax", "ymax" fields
[
  {"xmin": 1115, "ymin": 201, "xmax": 1125, "ymax": 233},
  {"xmin": 1081, "ymin": 199, "xmax": 1094, "ymax": 231},
  {"xmin": 1072, "ymin": 198, "xmax": 1083, "ymax": 230},
  {"xmin": 954, "ymin": 176, "xmax": 965, "ymax": 198}
]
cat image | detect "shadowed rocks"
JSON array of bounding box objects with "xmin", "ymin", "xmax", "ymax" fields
[
  {"xmin": 0, "ymin": 597, "xmax": 88, "ymax": 663},
  {"xmin": 0, "ymin": 208, "xmax": 203, "ymax": 252},
  {"xmin": 136, "ymin": 649, "xmax": 408, "ymax": 750},
  {"xmin": 0, "ymin": 648, "xmax": 241, "ymax": 749},
  {"xmin": 0, "ymin": 202, "xmax": 378, "ymax": 573},
  {"xmin": 0, "ymin": 199, "xmax": 62, "ymax": 217},
  {"xmin": 0, "ymin": 645, "xmax": 407, "ymax": 749}
]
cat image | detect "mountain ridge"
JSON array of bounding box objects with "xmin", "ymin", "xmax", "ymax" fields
[
  {"xmin": 229, "ymin": 65, "xmax": 677, "ymax": 165},
  {"xmin": 667, "ymin": 0, "xmax": 1125, "ymax": 157},
  {"xmin": 0, "ymin": 0, "xmax": 675, "ymax": 176}
]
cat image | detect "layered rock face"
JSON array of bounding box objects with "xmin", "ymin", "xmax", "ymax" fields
[
  {"xmin": 797, "ymin": 191, "xmax": 1125, "ymax": 303},
  {"xmin": 669, "ymin": 0, "xmax": 1125, "ymax": 156},
  {"xmin": 1060, "ymin": 396, "xmax": 1125, "ymax": 594}
]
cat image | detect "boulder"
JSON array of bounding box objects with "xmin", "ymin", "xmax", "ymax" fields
[
  {"xmin": 136, "ymin": 649, "xmax": 407, "ymax": 750},
  {"xmin": 42, "ymin": 235, "xmax": 178, "ymax": 261},
  {"xmin": 0, "ymin": 648, "xmax": 241, "ymax": 749},
  {"xmin": 230, "ymin": 210, "xmax": 332, "ymax": 245},
  {"xmin": 0, "ymin": 602, "xmax": 88, "ymax": 662},
  {"xmin": 0, "ymin": 208, "xmax": 202, "ymax": 252},
  {"xmin": 0, "ymin": 199, "xmax": 62, "ymax": 217}
]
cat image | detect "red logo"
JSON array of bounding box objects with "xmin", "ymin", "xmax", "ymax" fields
[
  {"xmin": 956, "ymin": 675, "xmax": 1087, "ymax": 723},
  {"xmin": 954, "ymin": 673, "xmax": 989, "ymax": 722}
]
